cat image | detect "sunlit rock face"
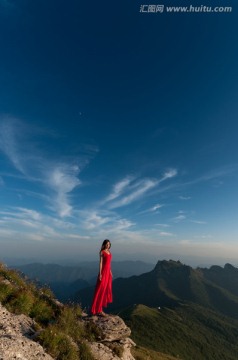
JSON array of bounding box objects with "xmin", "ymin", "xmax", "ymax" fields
[
  {"xmin": 0, "ymin": 303, "xmax": 54, "ymax": 360},
  {"xmin": 84, "ymin": 314, "xmax": 135, "ymax": 360}
]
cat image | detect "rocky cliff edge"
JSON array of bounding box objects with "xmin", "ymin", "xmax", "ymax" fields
[{"xmin": 0, "ymin": 302, "xmax": 135, "ymax": 360}]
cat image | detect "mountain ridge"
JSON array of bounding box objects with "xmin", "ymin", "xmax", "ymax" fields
[{"xmin": 76, "ymin": 259, "xmax": 238, "ymax": 319}]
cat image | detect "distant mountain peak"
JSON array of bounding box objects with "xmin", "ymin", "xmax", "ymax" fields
[
  {"xmin": 224, "ymin": 263, "xmax": 236, "ymax": 271},
  {"xmin": 154, "ymin": 259, "xmax": 188, "ymax": 272}
]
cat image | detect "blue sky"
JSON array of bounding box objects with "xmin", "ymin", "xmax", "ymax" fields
[{"xmin": 0, "ymin": 0, "xmax": 237, "ymax": 265}]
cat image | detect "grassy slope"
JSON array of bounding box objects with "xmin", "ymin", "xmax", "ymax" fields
[
  {"xmin": 120, "ymin": 304, "xmax": 238, "ymax": 360},
  {"xmin": 132, "ymin": 345, "xmax": 180, "ymax": 360},
  {"xmin": 77, "ymin": 260, "xmax": 238, "ymax": 359},
  {"xmin": 0, "ymin": 263, "xmax": 95, "ymax": 360}
]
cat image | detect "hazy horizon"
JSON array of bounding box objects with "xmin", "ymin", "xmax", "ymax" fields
[{"xmin": 1, "ymin": 250, "xmax": 238, "ymax": 269}]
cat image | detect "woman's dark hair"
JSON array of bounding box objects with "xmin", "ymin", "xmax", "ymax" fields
[{"xmin": 100, "ymin": 239, "xmax": 111, "ymax": 251}]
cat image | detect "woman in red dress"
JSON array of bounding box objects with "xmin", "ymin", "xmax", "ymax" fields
[{"xmin": 90, "ymin": 239, "xmax": 113, "ymax": 316}]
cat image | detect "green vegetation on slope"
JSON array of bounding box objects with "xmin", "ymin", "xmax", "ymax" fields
[
  {"xmin": 77, "ymin": 260, "xmax": 238, "ymax": 360},
  {"xmin": 120, "ymin": 304, "xmax": 238, "ymax": 360},
  {"xmin": 0, "ymin": 263, "xmax": 95, "ymax": 360},
  {"xmin": 132, "ymin": 345, "xmax": 180, "ymax": 360}
]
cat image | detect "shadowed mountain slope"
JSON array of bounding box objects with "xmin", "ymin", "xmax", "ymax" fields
[
  {"xmin": 120, "ymin": 304, "xmax": 238, "ymax": 360},
  {"xmin": 200, "ymin": 263, "xmax": 238, "ymax": 297},
  {"xmin": 76, "ymin": 260, "xmax": 238, "ymax": 319}
]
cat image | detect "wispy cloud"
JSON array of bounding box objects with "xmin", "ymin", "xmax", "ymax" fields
[
  {"xmin": 80, "ymin": 209, "xmax": 135, "ymax": 233},
  {"xmin": 0, "ymin": 208, "xmax": 56, "ymax": 240},
  {"xmin": 191, "ymin": 220, "xmax": 207, "ymax": 225},
  {"xmin": 151, "ymin": 165, "xmax": 237, "ymax": 201},
  {"xmin": 172, "ymin": 214, "xmax": 186, "ymax": 222},
  {"xmin": 104, "ymin": 176, "xmax": 134, "ymax": 202},
  {"xmin": 47, "ymin": 165, "xmax": 81, "ymax": 217},
  {"xmin": 138, "ymin": 203, "xmax": 164, "ymax": 215},
  {"xmin": 82, "ymin": 211, "xmax": 112, "ymax": 230},
  {"xmin": 161, "ymin": 169, "xmax": 177, "ymax": 181},
  {"xmin": 0, "ymin": 117, "xmax": 97, "ymax": 217},
  {"xmin": 67, "ymin": 234, "xmax": 90, "ymax": 240},
  {"xmin": 0, "ymin": 208, "xmax": 41, "ymax": 221},
  {"xmin": 179, "ymin": 196, "xmax": 191, "ymax": 200},
  {"xmin": 110, "ymin": 179, "xmax": 157, "ymax": 209},
  {"xmin": 0, "ymin": 207, "xmax": 89, "ymax": 243},
  {"xmin": 159, "ymin": 231, "xmax": 174, "ymax": 237},
  {"xmin": 193, "ymin": 234, "xmax": 213, "ymax": 239},
  {"xmin": 150, "ymin": 204, "xmax": 164, "ymax": 211},
  {"xmin": 15, "ymin": 207, "xmax": 42, "ymax": 221},
  {"xmin": 112, "ymin": 218, "xmax": 135, "ymax": 231},
  {"xmin": 184, "ymin": 165, "xmax": 238, "ymax": 187},
  {"xmin": 156, "ymin": 223, "xmax": 170, "ymax": 228},
  {"xmin": 105, "ymin": 169, "xmax": 177, "ymax": 210},
  {"xmin": 0, "ymin": 118, "xmax": 27, "ymax": 174}
]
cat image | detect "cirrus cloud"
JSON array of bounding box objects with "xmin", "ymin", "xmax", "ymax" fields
[{"xmin": 0, "ymin": 117, "xmax": 98, "ymax": 217}]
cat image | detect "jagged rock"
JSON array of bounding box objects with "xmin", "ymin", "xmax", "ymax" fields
[
  {"xmin": 90, "ymin": 315, "xmax": 131, "ymax": 341},
  {"xmin": 0, "ymin": 303, "xmax": 53, "ymax": 360},
  {"xmin": 89, "ymin": 342, "xmax": 121, "ymax": 360},
  {"xmin": 118, "ymin": 338, "xmax": 136, "ymax": 360},
  {"xmin": 85, "ymin": 315, "xmax": 135, "ymax": 360},
  {"xmin": 89, "ymin": 338, "xmax": 135, "ymax": 360},
  {"xmin": 0, "ymin": 279, "xmax": 11, "ymax": 286}
]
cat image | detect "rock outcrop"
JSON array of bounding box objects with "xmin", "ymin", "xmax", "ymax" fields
[
  {"xmin": 84, "ymin": 314, "xmax": 136, "ymax": 360},
  {"xmin": 0, "ymin": 303, "xmax": 53, "ymax": 360},
  {"xmin": 0, "ymin": 302, "xmax": 136, "ymax": 360},
  {"xmin": 0, "ymin": 262, "xmax": 135, "ymax": 360}
]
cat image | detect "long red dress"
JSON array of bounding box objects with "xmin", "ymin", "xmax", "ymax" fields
[{"xmin": 90, "ymin": 250, "xmax": 113, "ymax": 315}]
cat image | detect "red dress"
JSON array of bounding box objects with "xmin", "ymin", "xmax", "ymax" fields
[{"xmin": 90, "ymin": 250, "xmax": 113, "ymax": 314}]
